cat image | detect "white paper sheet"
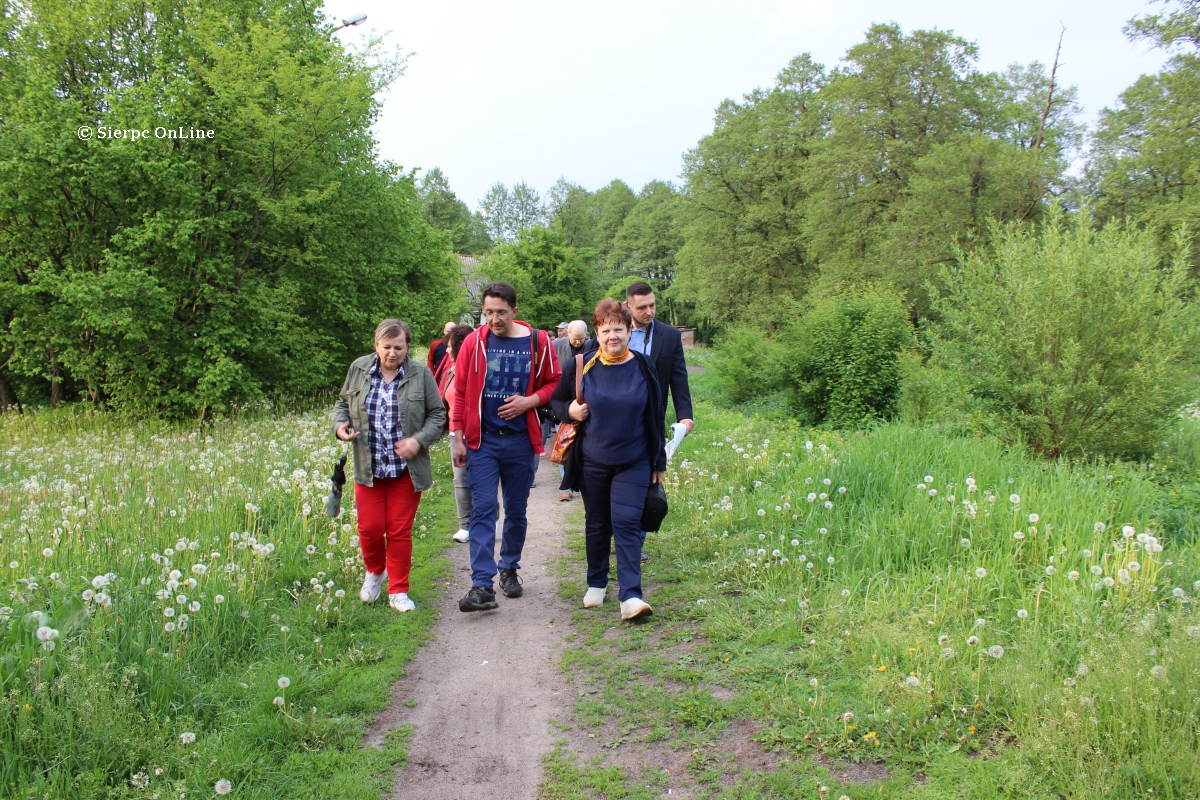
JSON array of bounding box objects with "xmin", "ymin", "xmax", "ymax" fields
[{"xmin": 665, "ymin": 422, "xmax": 688, "ymax": 461}]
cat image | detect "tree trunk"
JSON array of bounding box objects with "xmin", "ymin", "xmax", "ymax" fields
[
  {"xmin": 49, "ymin": 353, "xmax": 63, "ymax": 409},
  {"xmin": 0, "ymin": 372, "xmax": 19, "ymax": 414}
]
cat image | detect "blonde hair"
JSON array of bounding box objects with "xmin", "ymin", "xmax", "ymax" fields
[{"xmin": 374, "ymin": 318, "xmax": 411, "ymax": 344}]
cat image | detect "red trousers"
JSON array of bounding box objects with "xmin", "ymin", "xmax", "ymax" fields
[{"xmin": 355, "ymin": 472, "xmax": 421, "ymax": 594}]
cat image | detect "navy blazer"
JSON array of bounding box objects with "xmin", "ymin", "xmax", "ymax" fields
[{"xmin": 586, "ymin": 320, "xmax": 693, "ymax": 423}]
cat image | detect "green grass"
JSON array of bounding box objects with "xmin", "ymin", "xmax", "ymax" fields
[
  {"xmin": 0, "ymin": 403, "xmax": 457, "ymax": 799},
  {"xmin": 543, "ymin": 394, "xmax": 1200, "ymax": 799}
]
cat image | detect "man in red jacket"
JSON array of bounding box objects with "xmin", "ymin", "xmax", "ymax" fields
[{"xmin": 451, "ymin": 282, "xmax": 561, "ymax": 611}]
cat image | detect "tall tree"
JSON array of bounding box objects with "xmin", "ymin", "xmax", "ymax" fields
[
  {"xmin": 609, "ymin": 181, "xmax": 689, "ymax": 323},
  {"xmin": 1088, "ymin": 0, "xmax": 1200, "ymax": 272},
  {"xmin": 484, "ymin": 227, "xmax": 595, "ymax": 331},
  {"xmin": 418, "ymin": 167, "xmax": 492, "ymax": 254},
  {"xmin": 0, "ymin": 0, "xmax": 461, "ymax": 415}
]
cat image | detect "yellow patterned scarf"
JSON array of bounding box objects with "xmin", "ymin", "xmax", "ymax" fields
[{"xmin": 596, "ymin": 347, "xmax": 630, "ymax": 366}]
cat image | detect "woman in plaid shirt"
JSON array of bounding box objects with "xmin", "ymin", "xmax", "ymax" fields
[{"xmin": 333, "ymin": 319, "xmax": 446, "ymax": 612}]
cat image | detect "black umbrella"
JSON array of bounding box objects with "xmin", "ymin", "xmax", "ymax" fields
[{"xmin": 324, "ymin": 454, "xmax": 348, "ymax": 518}]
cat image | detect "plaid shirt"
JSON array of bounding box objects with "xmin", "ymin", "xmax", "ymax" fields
[{"xmin": 366, "ymin": 357, "xmax": 406, "ymax": 478}]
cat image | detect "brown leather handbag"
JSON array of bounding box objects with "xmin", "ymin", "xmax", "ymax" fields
[{"xmin": 548, "ymin": 354, "xmax": 584, "ymax": 465}]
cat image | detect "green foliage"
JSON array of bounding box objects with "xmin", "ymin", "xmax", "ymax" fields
[
  {"xmin": 932, "ymin": 207, "xmax": 1200, "ymax": 459},
  {"xmin": 675, "ymin": 25, "xmax": 1078, "ymax": 327},
  {"xmin": 790, "ymin": 287, "xmax": 914, "ymax": 428},
  {"xmin": 417, "ymin": 168, "xmax": 493, "ymax": 254},
  {"xmin": 1089, "ymin": 0, "xmax": 1200, "ymax": 275},
  {"xmin": 608, "ymin": 181, "xmax": 689, "ymax": 323},
  {"xmin": 710, "ymin": 327, "xmax": 792, "ymax": 407},
  {"xmin": 0, "ymin": 0, "xmax": 461, "ymax": 416},
  {"xmin": 483, "ymin": 227, "xmax": 596, "ymax": 331}
]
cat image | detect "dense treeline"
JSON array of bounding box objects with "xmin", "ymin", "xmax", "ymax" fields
[{"xmin": 0, "ymin": 0, "xmax": 462, "ymax": 416}]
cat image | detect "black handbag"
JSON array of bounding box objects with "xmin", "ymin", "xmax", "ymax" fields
[{"xmin": 640, "ymin": 482, "xmax": 669, "ymax": 532}]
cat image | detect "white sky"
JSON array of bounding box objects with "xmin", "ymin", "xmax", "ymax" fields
[{"xmin": 322, "ymin": 0, "xmax": 1170, "ymax": 208}]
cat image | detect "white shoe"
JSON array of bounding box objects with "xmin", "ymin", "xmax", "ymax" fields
[
  {"xmin": 452, "ymin": 528, "xmax": 469, "ymax": 543},
  {"xmin": 360, "ymin": 570, "xmax": 386, "ymax": 603},
  {"xmin": 620, "ymin": 597, "xmax": 653, "ymax": 620},
  {"xmin": 389, "ymin": 592, "xmax": 416, "ymax": 612},
  {"xmin": 583, "ymin": 587, "xmax": 607, "ymax": 608}
]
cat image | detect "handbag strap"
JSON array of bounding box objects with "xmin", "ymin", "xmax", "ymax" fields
[{"xmin": 574, "ymin": 354, "xmax": 584, "ymax": 404}]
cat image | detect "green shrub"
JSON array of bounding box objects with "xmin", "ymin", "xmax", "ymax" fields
[
  {"xmin": 932, "ymin": 206, "xmax": 1200, "ymax": 459},
  {"xmin": 710, "ymin": 326, "xmax": 792, "ymax": 406},
  {"xmin": 788, "ymin": 286, "xmax": 913, "ymax": 427},
  {"xmin": 898, "ymin": 351, "xmax": 968, "ymax": 425}
]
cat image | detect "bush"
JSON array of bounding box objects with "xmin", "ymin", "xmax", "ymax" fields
[
  {"xmin": 932, "ymin": 207, "xmax": 1200, "ymax": 459},
  {"xmin": 710, "ymin": 327, "xmax": 791, "ymax": 406},
  {"xmin": 788, "ymin": 286, "xmax": 913, "ymax": 427}
]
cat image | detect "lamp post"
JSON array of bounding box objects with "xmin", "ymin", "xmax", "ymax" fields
[{"xmin": 331, "ymin": 13, "xmax": 367, "ymax": 32}]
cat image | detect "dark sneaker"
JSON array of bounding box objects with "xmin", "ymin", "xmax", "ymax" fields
[
  {"xmin": 459, "ymin": 585, "xmax": 498, "ymax": 612},
  {"xmin": 640, "ymin": 552, "xmax": 650, "ymax": 564},
  {"xmin": 498, "ymin": 568, "xmax": 523, "ymax": 598}
]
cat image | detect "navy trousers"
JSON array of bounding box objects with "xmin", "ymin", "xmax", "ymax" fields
[
  {"xmin": 579, "ymin": 458, "xmax": 650, "ymax": 602},
  {"xmin": 467, "ymin": 433, "xmax": 536, "ymax": 587}
]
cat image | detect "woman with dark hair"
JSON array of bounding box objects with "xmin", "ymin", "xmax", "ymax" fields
[
  {"xmin": 440, "ymin": 323, "xmax": 477, "ymax": 543},
  {"xmin": 551, "ymin": 299, "xmax": 666, "ymax": 620},
  {"xmin": 332, "ymin": 319, "xmax": 446, "ymax": 612}
]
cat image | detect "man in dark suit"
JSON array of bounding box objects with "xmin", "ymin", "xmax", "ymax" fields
[{"xmin": 624, "ymin": 281, "xmax": 693, "ymax": 560}]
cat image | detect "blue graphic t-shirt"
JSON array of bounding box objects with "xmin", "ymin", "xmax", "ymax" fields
[{"xmin": 482, "ymin": 333, "xmax": 532, "ymax": 433}]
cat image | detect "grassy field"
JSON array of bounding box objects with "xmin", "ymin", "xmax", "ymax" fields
[
  {"xmin": 541, "ymin": 362, "xmax": 1200, "ymax": 799},
  {"xmin": 0, "ymin": 402, "xmax": 458, "ymax": 799}
]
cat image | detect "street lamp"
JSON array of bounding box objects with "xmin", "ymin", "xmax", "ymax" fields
[{"xmin": 331, "ymin": 13, "xmax": 367, "ymax": 31}]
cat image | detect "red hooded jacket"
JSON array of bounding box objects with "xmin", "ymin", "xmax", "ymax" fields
[{"xmin": 450, "ymin": 322, "xmax": 561, "ymax": 454}]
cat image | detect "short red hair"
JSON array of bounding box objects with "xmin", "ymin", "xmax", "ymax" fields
[{"xmin": 593, "ymin": 298, "xmax": 632, "ymax": 330}]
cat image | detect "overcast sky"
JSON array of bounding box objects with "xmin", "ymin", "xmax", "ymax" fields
[{"xmin": 322, "ymin": 0, "xmax": 1169, "ymax": 208}]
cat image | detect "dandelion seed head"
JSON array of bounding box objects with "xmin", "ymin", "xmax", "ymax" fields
[
  {"xmin": 180, "ymin": 732, "xmax": 196, "ymax": 744},
  {"xmin": 215, "ymin": 779, "xmax": 233, "ymax": 795}
]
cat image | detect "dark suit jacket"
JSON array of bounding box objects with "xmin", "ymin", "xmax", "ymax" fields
[
  {"xmin": 584, "ymin": 320, "xmax": 693, "ymax": 422},
  {"xmin": 645, "ymin": 320, "xmax": 693, "ymax": 423}
]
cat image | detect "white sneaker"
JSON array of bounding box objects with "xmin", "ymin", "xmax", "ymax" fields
[
  {"xmin": 452, "ymin": 528, "xmax": 470, "ymax": 543},
  {"xmin": 583, "ymin": 586, "xmax": 607, "ymax": 608},
  {"xmin": 620, "ymin": 597, "xmax": 653, "ymax": 620},
  {"xmin": 360, "ymin": 570, "xmax": 386, "ymax": 603},
  {"xmin": 389, "ymin": 592, "xmax": 416, "ymax": 612}
]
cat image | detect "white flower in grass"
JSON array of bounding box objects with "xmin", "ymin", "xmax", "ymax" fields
[
  {"xmin": 163, "ymin": 607, "xmax": 175, "ymax": 618},
  {"xmin": 791, "ymin": 539, "xmax": 800, "ymax": 547},
  {"xmin": 215, "ymin": 779, "xmax": 233, "ymax": 795},
  {"xmin": 1128, "ymin": 561, "xmax": 1141, "ymax": 573},
  {"xmin": 1091, "ymin": 565, "xmax": 1103, "ymax": 576},
  {"xmin": 42, "ymin": 548, "xmax": 53, "ymax": 558},
  {"xmin": 1046, "ymin": 566, "xmax": 1056, "ymax": 576},
  {"xmin": 277, "ymin": 676, "xmax": 290, "ymax": 689},
  {"xmin": 1118, "ymin": 569, "xmax": 1132, "ymax": 585},
  {"xmin": 1083, "ymin": 549, "xmax": 1093, "ymax": 558},
  {"xmin": 7, "ymin": 561, "xmax": 17, "ymax": 569},
  {"xmin": 1009, "ymin": 494, "xmax": 1020, "ymax": 504},
  {"xmin": 95, "ymin": 592, "xmax": 110, "ymax": 607},
  {"xmin": 974, "ymin": 568, "xmax": 987, "ymax": 579},
  {"xmin": 1068, "ymin": 571, "xmax": 1080, "ymax": 581},
  {"xmin": 988, "ymin": 645, "xmax": 1005, "ymax": 659},
  {"xmin": 164, "ymin": 622, "xmax": 176, "ymax": 632},
  {"xmin": 130, "ymin": 773, "xmax": 150, "ymax": 789},
  {"xmin": 938, "ymin": 635, "xmax": 950, "ymax": 645},
  {"xmin": 905, "ymin": 675, "xmax": 920, "ymax": 688},
  {"xmin": 960, "ymin": 538, "xmax": 971, "ymax": 548},
  {"xmin": 819, "ymin": 528, "xmax": 828, "ymax": 535},
  {"xmin": 840, "ymin": 589, "xmax": 850, "ymax": 597},
  {"xmin": 306, "ymin": 545, "xmax": 317, "ymax": 554},
  {"xmin": 214, "ymin": 595, "xmax": 225, "ymax": 604},
  {"xmin": 924, "ymin": 476, "xmax": 934, "ymax": 484},
  {"xmin": 335, "ymin": 589, "xmax": 346, "ymax": 599},
  {"xmin": 1028, "ymin": 513, "xmax": 1039, "ymax": 523},
  {"xmin": 1017, "ymin": 609, "xmax": 1028, "ymax": 619},
  {"xmin": 91, "ymin": 575, "xmax": 108, "ymax": 589},
  {"xmin": 967, "ymin": 635, "xmax": 979, "ymax": 646},
  {"xmin": 1150, "ymin": 665, "xmax": 1167, "ymax": 679},
  {"xmin": 189, "ymin": 601, "xmax": 201, "ymax": 612},
  {"xmin": 180, "ymin": 731, "xmax": 196, "ymax": 744},
  {"xmin": 273, "ymin": 696, "xmax": 285, "ymax": 706},
  {"xmin": 772, "ymin": 550, "xmax": 781, "ymax": 558},
  {"xmin": 807, "ymin": 493, "xmax": 817, "ymax": 503},
  {"xmin": 1013, "ymin": 531, "xmax": 1025, "ymax": 541},
  {"xmin": 82, "ymin": 589, "xmax": 95, "ymax": 602},
  {"xmin": 916, "ymin": 483, "xmax": 926, "ymax": 491},
  {"xmin": 191, "ymin": 564, "xmax": 207, "ymax": 576},
  {"xmin": 824, "ymin": 501, "xmax": 834, "ymax": 509},
  {"xmin": 1173, "ymin": 587, "xmax": 1185, "ymax": 599},
  {"xmin": 1094, "ymin": 522, "xmax": 1106, "ymax": 533},
  {"xmin": 1103, "ymin": 577, "xmax": 1116, "ymax": 588},
  {"xmin": 928, "ymin": 489, "xmax": 937, "ymax": 498},
  {"xmin": 1122, "ymin": 526, "xmax": 1136, "ymax": 538}
]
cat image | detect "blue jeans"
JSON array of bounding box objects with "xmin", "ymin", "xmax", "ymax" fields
[
  {"xmin": 579, "ymin": 458, "xmax": 650, "ymax": 601},
  {"xmin": 467, "ymin": 433, "xmax": 536, "ymax": 587}
]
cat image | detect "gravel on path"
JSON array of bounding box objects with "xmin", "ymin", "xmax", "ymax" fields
[{"xmin": 367, "ymin": 454, "xmax": 576, "ymax": 800}]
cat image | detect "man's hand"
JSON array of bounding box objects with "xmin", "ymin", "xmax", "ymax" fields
[
  {"xmin": 336, "ymin": 421, "xmax": 360, "ymax": 442},
  {"xmin": 651, "ymin": 470, "xmax": 666, "ymax": 485},
  {"xmin": 393, "ymin": 437, "xmax": 420, "ymax": 460},
  {"xmin": 498, "ymin": 394, "xmax": 538, "ymax": 420},
  {"xmin": 679, "ymin": 418, "xmax": 695, "ymax": 435},
  {"xmin": 568, "ymin": 400, "xmax": 589, "ymax": 422},
  {"xmin": 452, "ymin": 435, "xmax": 468, "ymax": 468}
]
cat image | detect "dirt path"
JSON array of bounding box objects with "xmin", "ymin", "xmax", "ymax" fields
[{"xmin": 368, "ymin": 455, "xmax": 575, "ymax": 799}]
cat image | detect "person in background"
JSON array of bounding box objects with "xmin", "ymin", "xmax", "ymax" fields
[
  {"xmin": 333, "ymin": 319, "xmax": 446, "ymax": 613},
  {"xmin": 451, "ymin": 282, "xmax": 561, "ymax": 612},
  {"xmin": 551, "ymin": 299, "xmax": 665, "ymax": 621},
  {"xmin": 439, "ymin": 324, "xmax": 477, "ymax": 544},
  {"xmin": 552, "ymin": 320, "xmax": 589, "ymax": 501},
  {"xmin": 554, "ymin": 321, "xmax": 568, "ymax": 340},
  {"xmin": 625, "ymin": 281, "xmax": 693, "ymax": 562},
  {"xmin": 427, "ymin": 320, "xmax": 456, "ymax": 382}
]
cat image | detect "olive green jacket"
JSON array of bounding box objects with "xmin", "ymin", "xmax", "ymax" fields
[{"xmin": 331, "ymin": 355, "xmax": 446, "ymax": 491}]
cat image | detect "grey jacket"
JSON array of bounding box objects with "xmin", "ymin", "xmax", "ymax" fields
[{"xmin": 331, "ymin": 354, "xmax": 446, "ymax": 491}]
